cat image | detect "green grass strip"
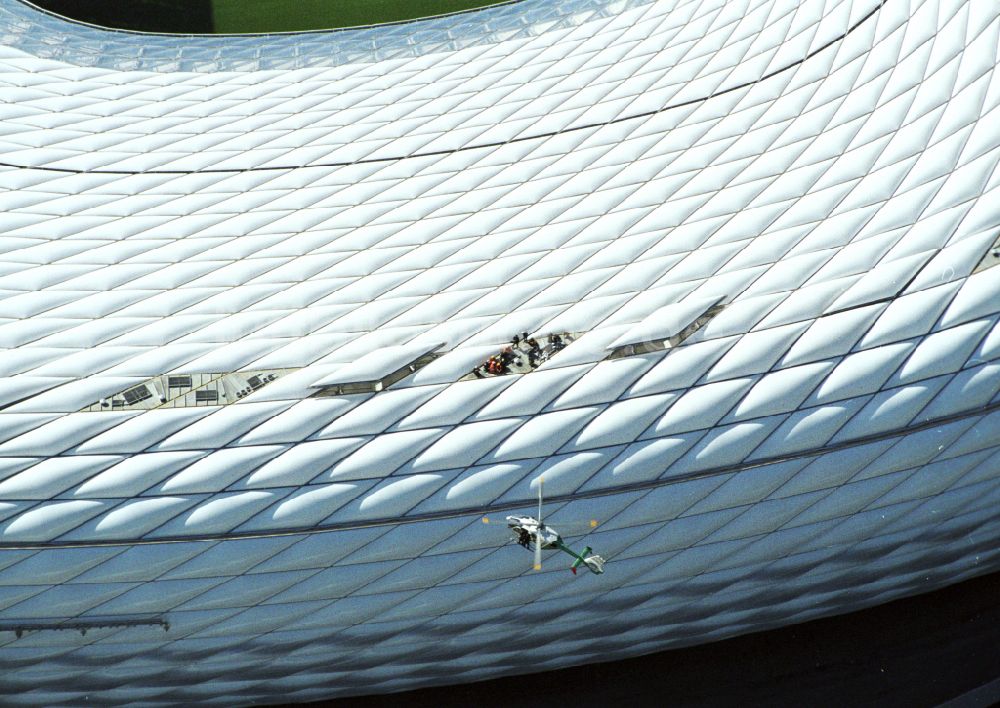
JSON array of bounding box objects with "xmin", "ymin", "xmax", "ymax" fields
[{"xmin": 211, "ymin": 0, "xmax": 505, "ymax": 33}]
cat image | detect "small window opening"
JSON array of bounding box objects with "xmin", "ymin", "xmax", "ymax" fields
[
  {"xmin": 607, "ymin": 301, "xmax": 725, "ymax": 360},
  {"xmin": 461, "ymin": 332, "xmax": 576, "ymax": 381},
  {"xmin": 313, "ymin": 353, "xmax": 440, "ymax": 397},
  {"xmin": 973, "ymin": 234, "xmax": 1000, "ymax": 274}
]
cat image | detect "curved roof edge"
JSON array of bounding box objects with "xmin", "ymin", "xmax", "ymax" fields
[{"xmin": 3, "ymin": 0, "xmax": 661, "ymax": 71}]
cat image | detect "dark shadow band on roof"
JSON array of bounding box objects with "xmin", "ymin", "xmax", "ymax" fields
[{"xmin": 0, "ymin": 392, "xmax": 993, "ymax": 551}]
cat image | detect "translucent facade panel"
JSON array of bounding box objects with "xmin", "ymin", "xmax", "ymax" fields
[{"xmin": 0, "ymin": 0, "xmax": 999, "ymax": 702}]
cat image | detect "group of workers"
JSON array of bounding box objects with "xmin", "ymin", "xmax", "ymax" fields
[{"xmin": 474, "ymin": 332, "xmax": 570, "ymax": 378}]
